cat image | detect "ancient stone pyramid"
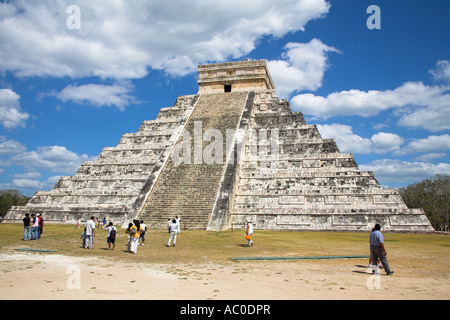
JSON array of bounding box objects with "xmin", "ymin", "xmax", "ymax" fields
[{"xmin": 6, "ymin": 60, "xmax": 434, "ymax": 231}]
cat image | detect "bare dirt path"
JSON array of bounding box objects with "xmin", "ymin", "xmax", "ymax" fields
[{"xmin": 1, "ymin": 252, "xmax": 448, "ymax": 300}]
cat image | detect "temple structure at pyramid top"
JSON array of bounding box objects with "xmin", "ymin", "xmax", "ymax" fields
[
  {"xmin": 5, "ymin": 60, "xmax": 434, "ymax": 232},
  {"xmin": 198, "ymin": 60, "xmax": 275, "ymax": 93}
]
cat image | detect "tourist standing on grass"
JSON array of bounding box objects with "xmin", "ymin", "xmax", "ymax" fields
[
  {"xmin": 105, "ymin": 222, "xmax": 117, "ymax": 250},
  {"xmin": 23, "ymin": 213, "xmax": 31, "ymax": 240},
  {"xmin": 30, "ymin": 213, "xmax": 40, "ymax": 240},
  {"xmin": 246, "ymin": 220, "xmax": 254, "ymax": 247},
  {"xmin": 37, "ymin": 213, "xmax": 44, "ymax": 239},
  {"xmin": 139, "ymin": 220, "xmax": 147, "ymax": 246},
  {"xmin": 125, "ymin": 222, "xmax": 133, "ymax": 252},
  {"xmin": 369, "ymin": 224, "xmax": 394, "ymax": 275},
  {"xmin": 167, "ymin": 219, "xmax": 178, "ymax": 247},
  {"xmin": 84, "ymin": 216, "xmax": 96, "ymax": 249},
  {"xmin": 129, "ymin": 220, "xmax": 143, "ymax": 254},
  {"xmin": 81, "ymin": 228, "xmax": 86, "ymax": 248}
]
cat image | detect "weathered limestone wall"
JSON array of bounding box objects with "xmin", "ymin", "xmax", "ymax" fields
[
  {"xmin": 4, "ymin": 95, "xmax": 199, "ymax": 224},
  {"xmin": 228, "ymin": 90, "xmax": 434, "ymax": 232}
]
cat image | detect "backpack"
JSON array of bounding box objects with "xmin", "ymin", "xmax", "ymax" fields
[{"xmin": 110, "ymin": 227, "xmax": 117, "ymax": 239}]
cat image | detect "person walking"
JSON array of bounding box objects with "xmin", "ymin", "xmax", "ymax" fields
[
  {"xmin": 167, "ymin": 219, "xmax": 178, "ymax": 247},
  {"xmin": 368, "ymin": 227, "xmax": 383, "ymax": 270},
  {"xmin": 245, "ymin": 220, "xmax": 254, "ymax": 247},
  {"xmin": 23, "ymin": 213, "xmax": 31, "ymax": 240},
  {"xmin": 105, "ymin": 222, "xmax": 117, "ymax": 250},
  {"xmin": 369, "ymin": 224, "xmax": 394, "ymax": 275},
  {"xmin": 84, "ymin": 216, "xmax": 96, "ymax": 249}
]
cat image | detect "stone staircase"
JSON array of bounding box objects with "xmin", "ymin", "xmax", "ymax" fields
[
  {"xmin": 138, "ymin": 92, "xmax": 250, "ymax": 229},
  {"xmin": 4, "ymin": 95, "xmax": 199, "ymax": 223}
]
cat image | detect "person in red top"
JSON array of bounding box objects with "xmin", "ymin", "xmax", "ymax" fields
[{"xmin": 37, "ymin": 213, "xmax": 44, "ymax": 239}]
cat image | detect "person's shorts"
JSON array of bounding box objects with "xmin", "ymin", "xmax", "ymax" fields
[{"xmin": 107, "ymin": 236, "xmax": 115, "ymax": 244}]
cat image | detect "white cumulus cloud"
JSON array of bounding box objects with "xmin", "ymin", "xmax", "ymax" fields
[
  {"xmin": 396, "ymin": 134, "xmax": 450, "ymax": 155},
  {"xmin": 430, "ymin": 60, "xmax": 450, "ymax": 83},
  {"xmin": 316, "ymin": 124, "xmax": 371, "ymax": 154},
  {"xmin": 292, "ymin": 81, "xmax": 450, "ymax": 132},
  {"xmin": 11, "ymin": 145, "xmax": 95, "ymax": 174},
  {"xmin": 0, "ymin": 89, "xmax": 30, "ymax": 129},
  {"xmin": 360, "ymin": 159, "xmax": 450, "ymax": 184},
  {"xmin": 53, "ymin": 82, "xmax": 136, "ymax": 110},
  {"xmin": 267, "ymin": 38, "xmax": 339, "ymax": 98},
  {"xmin": 0, "ymin": 0, "xmax": 330, "ymax": 79},
  {"xmin": 317, "ymin": 124, "xmax": 404, "ymax": 155}
]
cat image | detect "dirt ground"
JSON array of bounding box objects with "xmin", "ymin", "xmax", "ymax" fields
[{"xmin": 1, "ymin": 251, "xmax": 448, "ymax": 300}]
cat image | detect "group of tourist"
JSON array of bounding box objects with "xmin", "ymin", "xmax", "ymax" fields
[
  {"xmin": 22, "ymin": 213, "xmax": 44, "ymax": 240},
  {"xmin": 20, "ymin": 211, "xmax": 394, "ymax": 275},
  {"xmin": 79, "ymin": 216, "xmax": 182, "ymax": 254}
]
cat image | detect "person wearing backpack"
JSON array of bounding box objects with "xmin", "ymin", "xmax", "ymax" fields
[
  {"xmin": 106, "ymin": 222, "xmax": 118, "ymax": 250},
  {"xmin": 128, "ymin": 220, "xmax": 143, "ymax": 254}
]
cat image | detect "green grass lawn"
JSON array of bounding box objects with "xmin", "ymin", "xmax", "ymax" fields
[{"xmin": 1, "ymin": 223, "xmax": 449, "ymax": 271}]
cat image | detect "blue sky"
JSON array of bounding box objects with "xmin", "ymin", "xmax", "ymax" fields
[{"xmin": 0, "ymin": 0, "xmax": 449, "ymax": 196}]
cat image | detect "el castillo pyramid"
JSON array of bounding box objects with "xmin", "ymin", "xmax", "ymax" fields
[{"xmin": 5, "ymin": 60, "xmax": 434, "ymax": 231}]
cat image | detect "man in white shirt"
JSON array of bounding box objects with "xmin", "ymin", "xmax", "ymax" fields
[
  {"xmin": 167, "ymin": 219, "xmax": 178, "ymax": 247},
  {"xmin": 84, "ymin": 216, "xmax": 96, "ymax": 249}
]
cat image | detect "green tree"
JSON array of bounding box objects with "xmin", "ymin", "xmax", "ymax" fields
[
  {"xmin": 399, "ymin": 174, "xmax": 450, "ymax": 231},
  {"xmin": 0, "ymin": 189, "xmax": 30, "ymax": 217}
]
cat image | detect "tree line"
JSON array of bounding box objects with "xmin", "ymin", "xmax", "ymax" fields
[
  {"xmin": 399, "ymin": 174, "xmax": 450, "ymax": 232},
  {"xmin": 0, "ymin": 189, "xmax": 30, "ymax": 217}
]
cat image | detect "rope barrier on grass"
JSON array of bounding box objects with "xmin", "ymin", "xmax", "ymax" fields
[
  {"xmin": 14, "ymin": 248, "xmax": 58, "ymax": 253},
  {"xmin": 230, "ymin": 255, "xmax": 370, "ymax": 261}
]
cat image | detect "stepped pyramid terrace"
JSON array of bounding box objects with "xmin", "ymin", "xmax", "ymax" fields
[{"xmin": 5, "ymin": 60, "xmax": 434, "ymax": 232}]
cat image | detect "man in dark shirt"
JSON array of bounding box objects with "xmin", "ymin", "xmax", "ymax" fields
[{"xmin": 23, "ymin": 213, "xmax": 31, "ymax": 240}]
